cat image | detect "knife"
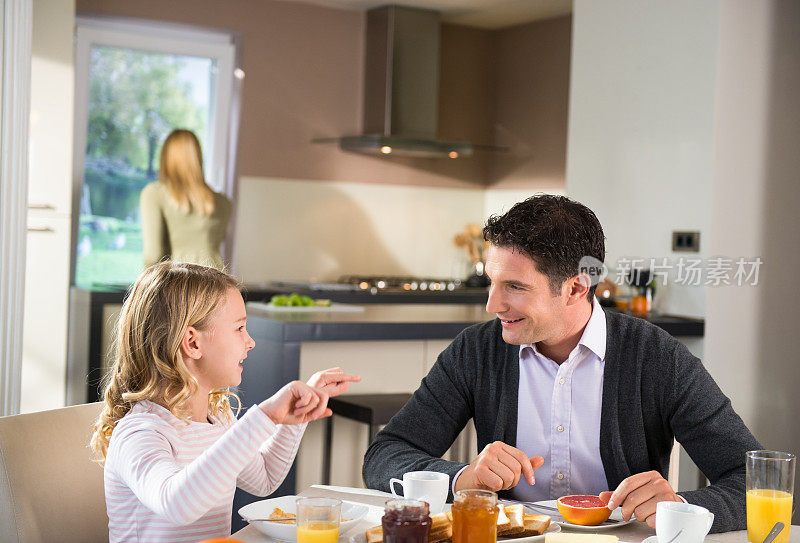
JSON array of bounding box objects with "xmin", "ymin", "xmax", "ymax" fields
[{"xmin": 500, "ymin": 499, "xmax": 621, "ymax": 524}]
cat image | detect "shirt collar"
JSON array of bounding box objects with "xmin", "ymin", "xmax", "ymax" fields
[{"xmin": 521, "ymin": 296, "xmax": 607, "ymax": 361}]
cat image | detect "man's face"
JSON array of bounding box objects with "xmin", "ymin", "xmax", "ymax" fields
[{"xmin": 484, "ymin": 244, "xmax": 567, "ymax": 345}]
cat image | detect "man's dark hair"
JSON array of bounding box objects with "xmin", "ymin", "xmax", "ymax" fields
[{"xmin": 483, "ymin": 194, "xmax": 606, "ymax": 300}]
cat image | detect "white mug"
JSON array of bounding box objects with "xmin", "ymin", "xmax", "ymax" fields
[
  {"xmin": 656, "ymin": 501, "xmax": 714, "ymax": 543},
  {"xmin": 389, "ymin": 471, "xmax": 450, "ymax": 514}
]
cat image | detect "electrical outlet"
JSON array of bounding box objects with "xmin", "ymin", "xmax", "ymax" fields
[{"xmin": 672, "ymin": 231, "xmax": 700, "ymax": 252}]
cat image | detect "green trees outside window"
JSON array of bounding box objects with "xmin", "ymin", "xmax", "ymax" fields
[{"xmin": 75, "ymin": 46, "xmax": 213, "ymax": 288}]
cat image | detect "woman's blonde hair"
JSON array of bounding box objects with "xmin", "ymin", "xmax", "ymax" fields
[
  {"xmin": 90, "ymin": 261, "xmax": 241, "ymax": 462},
  {"xmin": 159, "ymin": 129, "xmax": 216, "ymax": 215}
]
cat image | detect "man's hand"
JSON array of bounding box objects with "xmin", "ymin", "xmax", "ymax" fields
[
  {"xmin": 600, "ymin": 470, "xmax": 682, "ymax": 528},
  {"xmin": 454, "ymin": 441, "xmax": 545, "ymax": 492},
  {"xmin": 307, "ymin": 367, "xmax": 361, "ymax": 397}
]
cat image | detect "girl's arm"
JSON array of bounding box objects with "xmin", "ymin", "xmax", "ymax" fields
[
  {"xmin": 236, "ymin": 369, "xmax": 361, "ymax": 495},
  {"xmin": 108, "ymin": 405, "xmax": 279, "ymax": 525},
  {"xmin": 235, "ymin": 422, "xmax": 307, "ymax": 496}
]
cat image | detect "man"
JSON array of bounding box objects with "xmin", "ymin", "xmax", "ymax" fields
[{"xmin": 362, "ymin": 195, "xmax": 760, "ymax": 533}]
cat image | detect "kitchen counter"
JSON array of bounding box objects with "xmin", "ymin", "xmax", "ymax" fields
[
  {"xmin": 244, "ymin": 303, "xmax": 493, "ymax": 342},
  {"xmin": 246, "ymin": 282, "xmax": 491, "ymax": 304},
  {"xmin": 245, "ymin": 302, "xmax": 705, "ymax": 340}
]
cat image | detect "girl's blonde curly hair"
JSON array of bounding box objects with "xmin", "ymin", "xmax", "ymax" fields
[{"xmin": 90, "ymin": 261, "xmax": 241, "ymax": 462}]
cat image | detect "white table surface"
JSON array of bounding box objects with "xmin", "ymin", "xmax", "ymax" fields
[{"xmin": 229, "ymin": 485, "xmax": 799, "ymax": 543}]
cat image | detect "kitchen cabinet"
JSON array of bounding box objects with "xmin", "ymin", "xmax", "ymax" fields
[{"xmin": 21, "ymin": 214, "xmax": 71, "ymax": 413}]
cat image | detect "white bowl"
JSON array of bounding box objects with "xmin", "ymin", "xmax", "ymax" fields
[{"xmin": 239, "ymin": 495, "xmax": 369, "ymax": 542}]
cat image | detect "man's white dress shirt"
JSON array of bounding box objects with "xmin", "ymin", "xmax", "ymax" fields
[
  {"xmin": 510, "ymin": 296, "xmax": 609, "ymax": 501},
  {"xmin": 453, "ymin": 297, "xmax": 609, "ymax": 499}
]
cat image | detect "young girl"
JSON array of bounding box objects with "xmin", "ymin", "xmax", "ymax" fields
[{"xmin": 90, "ymin": 261, "xmax": 360, "ymax": 542}]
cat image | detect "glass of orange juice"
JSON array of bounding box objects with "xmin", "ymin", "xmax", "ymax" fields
[
  {"xmin": 296, "ymin": 497, "xmax": 341, "ymax": 543},
  {"xmin": 746, "ymin": 450, "xmax": 795, "ymax": 543},
  {"xmin": 452, "ymin": 489, "xmax": 499, "ymax": 543}
]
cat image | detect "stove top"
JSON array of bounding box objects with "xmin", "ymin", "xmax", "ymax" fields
[
  {"xmin": 271, "ymin": 276, "xmax": 485, "ymax": 295},
  {"xmin": 338, "ymin": 275, "xmax": 463, "ymax": 292}
]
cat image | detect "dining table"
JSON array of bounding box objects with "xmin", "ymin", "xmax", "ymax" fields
[{"xmin": 229, "ymin": 485, "xmax": 800, "ymax": 543}]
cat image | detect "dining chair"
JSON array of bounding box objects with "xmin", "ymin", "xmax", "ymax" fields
[{"xmin": 0, "ymin": 402, "xmax": 108, "ymax": 543}]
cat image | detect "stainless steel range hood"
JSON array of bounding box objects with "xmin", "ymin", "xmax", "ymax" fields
[{"xmin": 314, "ymin": 5, "xmax": 485, "ymax": 159}]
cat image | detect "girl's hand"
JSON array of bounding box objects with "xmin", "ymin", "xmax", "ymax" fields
[
  {"xmin": 259, "ymin": 381, "xmax": 332, "ymax": 425},
  {"xmin": 307, "ymin": 367, "xmax": 362, "ymax": 397}
]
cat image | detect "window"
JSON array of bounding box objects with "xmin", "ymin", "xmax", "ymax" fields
[{"xmin": 71, "ymin": 17, "xmax": 241, "ymax": 288}]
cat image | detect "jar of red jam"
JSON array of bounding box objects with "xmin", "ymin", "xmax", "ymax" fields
[{"xmin": 381, "ymin": 499, "xmax": 431, "ymax": 543}]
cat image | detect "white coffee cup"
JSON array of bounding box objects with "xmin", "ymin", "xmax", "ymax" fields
[
  {"xmin": 389, "ymin": 471, "xmax": 450, "ymax": 514},
  {"xmin": 656, "ymin": 501, "xmax": 714, "ymax": 543}
]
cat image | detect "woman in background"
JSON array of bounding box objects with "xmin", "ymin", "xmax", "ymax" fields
[{"xmin": 141, "ymin": 129, "xmax": 232, "ymax": 269}]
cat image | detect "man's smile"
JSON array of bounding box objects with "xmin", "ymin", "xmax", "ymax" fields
[{"xmin": 500, "ymin": 317, "xmax": 526, "ymax": 326}]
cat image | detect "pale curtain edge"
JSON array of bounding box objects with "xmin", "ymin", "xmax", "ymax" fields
[{"xmin": 0, "ymin": 0, "xmax": 32, "ymax": 416}]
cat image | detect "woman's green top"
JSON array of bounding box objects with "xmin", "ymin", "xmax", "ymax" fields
[{"xmin": 140, "ymin": 181, "xmax": 232, "ymax": 270}]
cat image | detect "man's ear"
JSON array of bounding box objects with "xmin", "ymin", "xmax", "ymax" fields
[
  {"xmin": 565, "ymin": 273, "xmax": 591, "ymax": 305},
  {"xmin": 180, "ymin": 326, "xmax": 202, "ymax": 361}
]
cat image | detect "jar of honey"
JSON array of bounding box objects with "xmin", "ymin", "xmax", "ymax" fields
[
  {"xmin": 451, "ymin": 490, "xmax": 499, "ymax": 543},
  {"xmin": 382, "ymin": 499, "xmax": 431, "ymax": 543}
]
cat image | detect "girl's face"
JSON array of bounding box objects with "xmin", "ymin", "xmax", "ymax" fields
[{"xmin": 191, "ymin": 287, "xmax": 255, "ymax": 390}]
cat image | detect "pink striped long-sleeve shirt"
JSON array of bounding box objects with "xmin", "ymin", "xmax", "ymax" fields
[{"xmin": 104, "ymin": 399, "xmax": 305, "ymax": 542}]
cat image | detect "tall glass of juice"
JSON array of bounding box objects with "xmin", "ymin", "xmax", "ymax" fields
[
  {"xmin": 746, "ymin": 450, "xmax": 795, "ymax": 543},
  {"xmin": 296, "ymin": 497, "xmax": 342, "ymax": 543},
  {"xmin": 452, "ymin": 489, "xmax": 499, "ymax": 543}
]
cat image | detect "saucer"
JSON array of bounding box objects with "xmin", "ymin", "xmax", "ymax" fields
[{"xmin": 642, "ymin": 537, "xmax": 721, "ymax": 543}]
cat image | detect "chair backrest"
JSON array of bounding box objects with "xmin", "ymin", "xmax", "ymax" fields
[{"xmin": 0, "ymin": 402, "xmax": 108, "ymax": 543}]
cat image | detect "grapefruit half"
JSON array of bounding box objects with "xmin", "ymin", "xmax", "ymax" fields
[{"xmin": 556, "ymin": 495, "xmax": 612, "ymax": 526}]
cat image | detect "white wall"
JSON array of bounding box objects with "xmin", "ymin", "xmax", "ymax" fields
[
  {"xmin": 484, "ymin": 186, "xmax": 565, "ymax": 218},
  {"xmin": 234, "ymin": 177, "xmax": 483, "ymax": 283},
  {"xmin": 566, "ymin": 0, "xmax": 800, "ymax": 505},
  {"xmin": 233, "ymin": 177, "xmax": 571, "ymax": 284},
  {"xmin": 565, "ymin": 0, "xmax": 722, "ymax": 492},
  {"xmin": 706, "ymin": 0, "xmax": 800, "ymax": 515},
  {"xmin": 566, "ymin": 0, "xmax": 720, "ymax": 319}
]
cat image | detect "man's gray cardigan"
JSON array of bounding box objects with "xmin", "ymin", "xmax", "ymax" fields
[{"xmin": 363, "ymin": 310, "xmax": 761, "ymax": 533}]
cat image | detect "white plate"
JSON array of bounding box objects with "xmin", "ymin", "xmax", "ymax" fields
[
  {"xmin": 348, "ymin": 520, "xmax": 560, "ymax": 543},
  {"xmin": 239, "ymin": 495, "xmax": 369, "ymax": 542},
  {"xmin": 528, "ymin": 500, "xmax": 633, "ymax": 531},
  {"xmin": 499, "ymin": 522, "xmax": 561, "ymax": 542},
  {"xmin": 641, "ymin": 537, "xmax": 724, "ymax": 543}
]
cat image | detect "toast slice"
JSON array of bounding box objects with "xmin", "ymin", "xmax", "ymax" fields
[
  {"xmin": 430, "ymin": 513, "xmax": 450, "ymax": 530},
  {"xmin": 428, "ymin": 523, "xmax": 453, "ymax": 543},
  {"xmin": 495, "ymin": 505, "xmax": 511, "ymax": 533},
  {"xmin": 501, "ymin": 514, "xmax": 551, "ymax": 539},
  {"xmin": 365, "ymin": 524, "xmax": 383, "ymax": 543},
  {"xmin": 497, "ymin": 504, "xmax": 525, "ymax": 537},
  {"xmin": 429, "ymin": 513, "xmax": 453, "ymax": 542}
]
